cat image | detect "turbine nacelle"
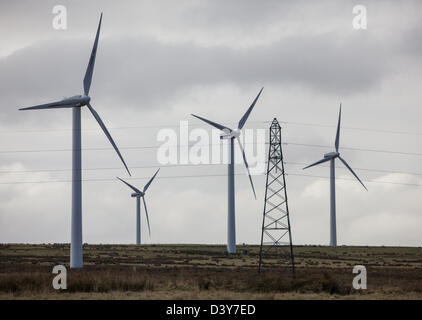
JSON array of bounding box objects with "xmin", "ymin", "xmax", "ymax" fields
[
  {"xmin": 131, "ymin": 192, "xmax": 143, "ymax": 198},
  {"xmin": 64, "ymin": 95, "xmax": 91, "ymax": 107},
  {"xmin": 324, "ymin": 151, "xmax": 339, "ymax": 159}
]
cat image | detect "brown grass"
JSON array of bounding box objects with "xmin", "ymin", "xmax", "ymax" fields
[{"xmin": 0, "ymin": 244, "xmax": 421, "ymax": 299}]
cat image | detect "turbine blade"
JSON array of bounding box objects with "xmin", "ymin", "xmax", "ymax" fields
[
  {"xmin": 303, "ymin": 157, "xmax": 332, "ymax": 170},
  {"xmin": 19, "ymin": 100, "xmax": 77, "ymax": 111},
  {"xmin": 116, "ymin": 177, "xmax": 141, "ymax": 193},
  {"xmin": 83, "ymin": 13, "xmax": 103, "ymax": 95},
  {"xmin": 335, "ymin": 103, "xmax": 341, "ymax": 152},
  {"xmin": 191, "ymin": 114, "xmax": 230, "ymax": 131},
  {"xmin": 238, "ymin": 87, "xmax": 264, "ymax": 129},
  {"xmin": 236, "ymin": 137, "xmax": 256, "ymax": 199},
  {"xmin": 87, "ymin": 103, "xmax": 131, "ymax": 176},
  {"xmin": 143, "ymin": 168, "xmax": 160, "ymax": 193},
  {"xmin": 142, "ymin": 197, "xmax": 151, "ymax": 238},
  {"xmin": 339, "ymin": 156, "xmax": 368, "ymax": 190}
]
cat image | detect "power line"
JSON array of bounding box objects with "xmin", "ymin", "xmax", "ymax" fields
[
  {"xmin": 0, "ymin": 164, "xmax": 168, "ymax": 174},
  {"xmin": 0, "ymin": 121, "xmax": 269, "ymax": 134},
  {"xmin": 0, "ymin": 145, "xmax": 158, "ymax": 154},
  {"xmin": 287, "ymin": 173, "xmax": 422, "ymax": 188},
  {"xmin": 283, "ymin": 142, "xmax": 422, "ymax": 156},
  {"xmin": 0, "ymin": 141, "xmax": 420, "ymax": 156},
  {"xmin": 0, "ymin": 161, "xmax": 421, "ymax": 177},
  {"xmin": 286, "ymin": 161, "xmax": 422, "ymax": 176},
  {"xmin": 0, "ymin": 172, "xmax": 420, "ymax": 187},
  {"xmin": 0, "ymin": 173, "xmax": 244, "ymax": 185},
  {"xmin": 278, "ymin": 121, "xmax": 422, "ymax": 136},
  {"xmin": 1, "ymin": 120, "xmax": 421, "ymax": 136}
]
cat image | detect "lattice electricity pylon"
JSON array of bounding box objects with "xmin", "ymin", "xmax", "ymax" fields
[{"xmin": 258, "ymin": 118, "xmax": 295, "ymax": 275}]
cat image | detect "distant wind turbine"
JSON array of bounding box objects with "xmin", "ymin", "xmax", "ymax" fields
[
  {"xmin": 117, "ymin": 169, "xmax": 160, "ymax": 245},
  {"xmin": 19, "ymin": 13, "xmax": 130, "ymax": 268},
  {"xmin": 191, "ymin": 87, "xmax": 264, "ymax": 254},
  {"xmin": 303, "ymin": 104, "xmax": 367, "ymax": 246}
]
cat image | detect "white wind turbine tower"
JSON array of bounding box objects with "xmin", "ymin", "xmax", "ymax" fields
[
  {"xmin": 303, "ymin": 104, "xmax": 367, "ymax": 246},
  {"xmin": 191, "ymin": 87, "xmax": 263, "ymax": 254},
  {"xmin": 117, "ymin": 169, "xmax": 160, "ymax": 245},
  {"xmin": 19, "ymin": 14, "xmax": 131, "ymax": 268}
]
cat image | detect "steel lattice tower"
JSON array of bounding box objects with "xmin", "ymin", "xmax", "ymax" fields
[{"xmin": 258, "ymin": 118, "xmax": 295, "ymax": 275}]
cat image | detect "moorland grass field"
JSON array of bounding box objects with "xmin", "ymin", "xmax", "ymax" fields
[{"xmin": 0, "ymin": 244, "xmax": 421, "ymax": 299}]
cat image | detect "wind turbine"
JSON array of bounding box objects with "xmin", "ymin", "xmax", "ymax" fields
[
  {"xmin": 19, "ymin": 13, "xmax": 131, "ymax": 268},
  {"xmin": 191, "ymin": 87, "xmax": 264, "ymax": 254},
  {"xmin": 117, "ymin": 169, "xmax": 160, "ymax": 245},
  {"xmin": 303, "ymin": 104, "xmax": 367, "ymax": 246}
]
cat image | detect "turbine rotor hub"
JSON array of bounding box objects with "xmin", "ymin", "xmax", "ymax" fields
[
  {"xmin": 220, "ymin": 128, "xmax": 240, "ymax": 139},
  {"xmin": 80, "ymin": 95, "xmax": 91, "ymax": 106},
  {"xmin": 232, "ymin": 128, "xmax": 241, "ymax": 138}
]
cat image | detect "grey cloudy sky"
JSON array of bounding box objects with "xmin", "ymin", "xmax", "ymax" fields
[{"xmin": 0, "ymin": 0, "xmax": 421, "ymax": 246}]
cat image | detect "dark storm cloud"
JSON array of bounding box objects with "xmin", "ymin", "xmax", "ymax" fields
[
  {"xmin": 0, "ymin": 29, "xmax": 397, "ymax": 126},
  {"xmin": 101, "ymin": 31, "xmax": 391, "ymax": 96}
]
